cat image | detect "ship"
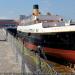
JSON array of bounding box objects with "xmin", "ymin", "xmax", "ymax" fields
[{"xmin": 17, "ymin": 5, "xmax": 75, "ymax": 64}]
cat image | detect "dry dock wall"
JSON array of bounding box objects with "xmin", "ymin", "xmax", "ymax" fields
[{"xmin": 6, "ymin": 29, "xmax": 74, "ymax": 75}]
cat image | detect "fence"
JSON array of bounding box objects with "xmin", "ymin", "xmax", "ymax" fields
[{"xmin": 7, "ymin": 30, "xmax": 57, "ymax": 75}]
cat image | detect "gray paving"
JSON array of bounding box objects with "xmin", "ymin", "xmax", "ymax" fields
[{"xmin": 0, "ymin": 29, "xmax": 21, "ymax": 73}]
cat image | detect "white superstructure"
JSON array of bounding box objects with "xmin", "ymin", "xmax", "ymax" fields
[{"xmin": 17, "ymin": 5, "xmax": 75, "ymax": 34}]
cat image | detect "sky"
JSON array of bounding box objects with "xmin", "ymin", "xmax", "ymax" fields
[{"xmin": 0, "ymin": 0, "xmax": 75, "ymax": 19}]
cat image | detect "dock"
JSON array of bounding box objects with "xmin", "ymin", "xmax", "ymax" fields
[
  {"xmin": 0, "ymin": 29, "xmax": 21, "ymax": 74},
  {"xmin": 0, "ymin": 40, "xmax": 21, "ymax": 73}
]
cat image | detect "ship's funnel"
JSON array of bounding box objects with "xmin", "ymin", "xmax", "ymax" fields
[{"xmin": 33, "ymin": 5, "xmax": 40, "ymax": 16}]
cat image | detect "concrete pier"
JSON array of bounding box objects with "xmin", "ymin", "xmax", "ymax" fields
[
  {"xmin": 0, "ymin": 40, "xmax": 21, "ymax": 73},
  {"xmin": 0, "ymin": 29, "xmax": 21, "ymax": 73}
]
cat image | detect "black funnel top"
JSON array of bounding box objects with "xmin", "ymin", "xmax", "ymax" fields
[{"xmin": 33, "ymin": 5, "xmax": 39, "ymax": 9}]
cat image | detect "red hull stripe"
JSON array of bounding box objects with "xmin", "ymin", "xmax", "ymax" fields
[{"xmin": 24, "ymin": 41, "xmax": 75, "ymax": 63}]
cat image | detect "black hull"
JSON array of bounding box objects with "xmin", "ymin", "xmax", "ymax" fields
[{"xmin": 17, "ymin": 31, "xmax": 75, "ymax": 63}]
